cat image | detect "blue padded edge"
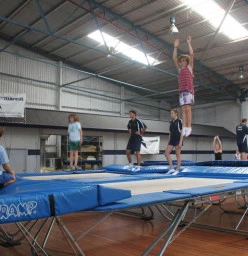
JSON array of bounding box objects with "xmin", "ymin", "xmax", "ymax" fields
[
  {"xmin": 143, "ymin": 160, "xmax": 195, "ymax": 166},
  {"xmin": 165, "ymin": 182, "xmax": 248, "ymax": 197},
  {"xmin": 97, "ymin": 185, "xmax": 131, "ymax": 206},
  {"xmin": 195, "ymin": 160, "xmax": 248, "ymax": 167},
  {"xmin": 103, "ymin": 164, "xmax": 170, "ymax": 174},
  {"xmin": 18, "ymin": 170, "xmax": 104, "ymax": 177},
  {"xmin": 0, "ymin": 179, "xmax": 99, "ymax": 224},
  {"xmin": 233, "ymin": 179, "xmax": 248, "ymax": 183},
  {"xmin": 92, "ymin": 192, "xmax": 192, "ymax": 211},
  {"xmin": 181, "ymin": 166, "xmax": 248, "ymax": 177}
]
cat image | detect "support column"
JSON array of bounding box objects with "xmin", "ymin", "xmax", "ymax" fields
[
  {"xmin": 241, "ymin": 99, "xmax": 248, "ymax": 119},
  {"xmin": 57, "ymin": 61, "xmax": 62, "ymax": 111},
  {"xmin": 120, "ymin": 86, "xmax": 125, "ymax": 116}
]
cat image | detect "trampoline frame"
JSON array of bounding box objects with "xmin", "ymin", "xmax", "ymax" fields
[{"xmin": 1, "ymin": 182, "xmax": 248, "ymax": 255}]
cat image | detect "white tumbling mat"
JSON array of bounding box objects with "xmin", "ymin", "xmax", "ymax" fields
[
  {"xmin": 26, "ymin": 173, "xmax": 123, "ymax": 180},
  {"xmin": 101, "ymin": 177, "xmax": 237, "ymax": 195}
]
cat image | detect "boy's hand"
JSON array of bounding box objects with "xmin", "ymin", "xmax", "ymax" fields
[
  {"xmin": 174, "ymin": 39, "xmax": 180, "ymax": 48},
  {"xmin": 187, "ymin": 36, "xmax": 191, "ymax": 43}
]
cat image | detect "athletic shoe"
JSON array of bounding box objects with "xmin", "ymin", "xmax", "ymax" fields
[
  {"xmin": 172, "ymin": 170, "xmax": 179, "ymax": 175},
  {"xmin": 185, "ymin": 127, "xmax": 192, "ymax": 137},
  {"xmin": 167, "ymin": 169, "xmax": 175, "ymax": 174},
  {"xmin": 74, "ymin": 166, "xmax": 80, "ymax": 170},
  {"xmin": 124, "ymin": 164, "xmax": 133, "ymax": 170},
  {"xmin": 182, "ymin": 127, "xmax": 187, "ymax": 136},
  {"xmin": 70, "ymin": 166, "xmax": 75, "ymax": 170},
  {"xmin": 133, "ymin": 166, "xmax": 141, "ymax": 172}
]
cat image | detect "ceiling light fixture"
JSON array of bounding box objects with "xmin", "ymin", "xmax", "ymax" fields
[
  {"xmin": 169, "ymin": 17, "xmax": 179, "ymax": 34},
  {"xmin": 239, "ymin": 65, "xmax": 245, "ymax": 79}
]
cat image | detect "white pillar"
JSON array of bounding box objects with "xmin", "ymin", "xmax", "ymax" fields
[
  {"xmin": 120, "ymin": 86, "xmax": 125, "ymax": 116},
  {"xmin": 57, "ymin": 61, "xmax": 63, "ymax": 111},
  {"xmin": 241, "ymin": 98, "xmax": 248, "ymax": 119}
]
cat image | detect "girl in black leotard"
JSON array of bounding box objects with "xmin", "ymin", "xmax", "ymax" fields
[{"xmin": 213, "ymin": 136, "xmax": 222, "ymax": 160}]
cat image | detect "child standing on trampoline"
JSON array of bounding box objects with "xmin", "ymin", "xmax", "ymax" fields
[
  {"xmin": 165, "ymin": 108, "xmax": 183, "ymax": 175},
  {"xmin": 173, "ymin": 36, "xmax": 194, "ymax": 137},
  {"xmin": 68, "ymin": 114, "xmax": 83, "ymax": 170}
]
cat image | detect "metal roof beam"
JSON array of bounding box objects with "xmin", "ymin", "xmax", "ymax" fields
[
  {"xmin": 0, "ymin": 35, "xmax": 158, "ymax": 94},
  {"xmin": 0, "ymin": 0, "xmax": 31, "ymax": 30},
  {"xmin": 0, "ymin": 1, "xmax": 69, "ymax": 54},
  {"xmin": 84, "ymin": 0, "xmax": 236, "ymax": 95},
  {"xmin": 0, "ymin": 11, "xmax": 234, "ymax": 98},
  {"xmin": 35, "ymin": 0, "xmax": 52, "ymax": 34}
]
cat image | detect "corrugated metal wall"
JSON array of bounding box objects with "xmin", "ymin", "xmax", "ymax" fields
[{"xmin": 0, "ymin": 41, "xmax": 164, "ymax": 119}]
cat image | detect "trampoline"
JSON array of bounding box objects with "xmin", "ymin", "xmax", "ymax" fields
[{"xmin": 1, "ymin": 165, "xmax": 248, "ymax": 256}]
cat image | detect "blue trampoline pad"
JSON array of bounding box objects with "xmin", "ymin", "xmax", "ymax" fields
[
  {"xmin": 143, "ymin": 160, "xmax": 195, "ymax": 166},
  {"xmin": 196, "ymin": 160, "xmax": 248, "ymax": 167},
  {"xmin": 18, "ymin": 169, "xmax": 104, "ymax": 177},
  {"xmin": 103, "ymin": 164, "xmax": 170, "ymax": 174},
  {"xmin": 181, "ymin": 166, "xmax": 248, "ymax": 178},
  {"xmin": 0, "ymin": 178, "xmax": 132, "ymax": 224},
  {"xmin": 93, "ymin": 192, "xmax": 192, "ymax": 211}
]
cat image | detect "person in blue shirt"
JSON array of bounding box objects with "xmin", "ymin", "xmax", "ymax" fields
[
  {"xmin": 0, "ymin": 127, "xmax": 16, "ymax": 187},
  {"xmin": 68, "ymin": 114, "xmax": 83, "ymax": 170}
]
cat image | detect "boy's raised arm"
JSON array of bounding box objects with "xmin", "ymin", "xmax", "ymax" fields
[
  {"xmin": 187, "ymin": 36, "xmax": 194, "ymax": 68},
  {"xmin": 173, "ymin": 39, "xmax": 180, "ymax": 69}
]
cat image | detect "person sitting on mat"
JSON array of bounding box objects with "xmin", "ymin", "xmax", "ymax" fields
[
  {"xmin": 213, "ymin": 136, "xmax": 222, "ymax": 160},
  {"xmin": 165, "ymin": 108, "xmax": 183, "ymax": 175},
  {"xmin": 173, "ymin": 36, "xmax": 194, "ymax": 137},
  {"xmin": 126, "ymin": 110, "xmax": 147, "ymax": 171},
  {"xmin": 236, "ymin": 118, "xmax": 248, "ymax": 160},
  {"xmin": 68, "ymin": 113, "xmax": 83, "ymax": 170},
  {"xmin": 0, "ymin": 127, "xmax": 16, "ymax": 188}
]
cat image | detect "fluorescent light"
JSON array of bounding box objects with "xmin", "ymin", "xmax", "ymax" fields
[
  {"xmin": 87, "ymin": 30, "xmax": 159, "ymax": 66},
  {"xmin": 183, "ymin": 0, "xmax": 248, "ymax": 40}
]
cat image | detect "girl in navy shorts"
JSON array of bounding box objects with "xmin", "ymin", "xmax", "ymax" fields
[{"xmin": 164, "ymin": 109, "xmax": 183, "ymax": 175}]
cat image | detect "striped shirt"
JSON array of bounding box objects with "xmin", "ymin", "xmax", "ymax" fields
[{"xmin": 178, "ymin": 66, "xmax": 194, "ymax": 94}]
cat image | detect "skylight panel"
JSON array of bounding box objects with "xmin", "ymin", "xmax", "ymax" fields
[
  {"xmin": 87, "ymin": 30, "xmax": 158, "ymax": 66},
  {"xmin": 183, "ymin": 0, "xmax": 248, "ymax": 40}
]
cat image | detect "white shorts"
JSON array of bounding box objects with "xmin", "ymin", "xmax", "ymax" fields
[{"xmin": 179, "ymin": 91, "xmax": 194, "ymax": 107}]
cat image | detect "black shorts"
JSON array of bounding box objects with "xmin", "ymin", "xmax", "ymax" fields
[
  {"xmin": 168, "ymin": 140, "xmax": 180, "ymax": 147},
  {"xmin": 168, "ymin": 138, "xmax": 183, "ymax": 147},
  {"xmin": 126, "ymin": 135, "xmax": 142, "ymax": 152},
  {"xmin": 238, "ymin": 143, "xmax": 248, "ymax": 153}
]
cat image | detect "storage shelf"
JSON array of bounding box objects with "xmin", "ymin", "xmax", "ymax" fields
[{"xmin": 61, "ymin": 135, "xmax": 103, "ymax": 170}]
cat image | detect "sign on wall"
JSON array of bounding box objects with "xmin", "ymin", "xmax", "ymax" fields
[
  {"xmin": 140, "ymin": 136, "xmax": 160, "ymax": 154},
  {"xmin": 0, "ymin": 94, "xmax": 26, "ymax": 118}
]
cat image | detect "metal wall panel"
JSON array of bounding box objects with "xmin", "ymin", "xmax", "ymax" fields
[{"xmin": 0, "ymin": 43, "xmax": 161, "ymax": 118}]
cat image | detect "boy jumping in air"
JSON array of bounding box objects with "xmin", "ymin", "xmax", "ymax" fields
[{"xmin": 173, "ymin": 36, "xmax": 194, "ymax": 137}]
